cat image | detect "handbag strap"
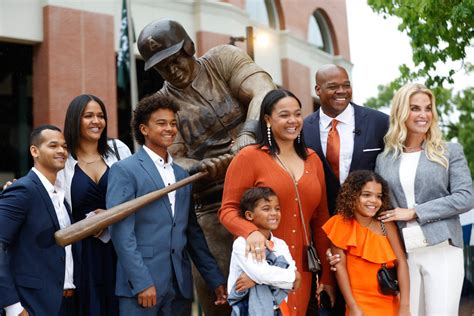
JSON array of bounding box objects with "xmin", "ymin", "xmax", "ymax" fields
[
  {"xmin": 275, "ymin": 154, "xmax": 312, "ymax": 247},
  {"xmin": 112, "ymin": 139, "xmax": 121, "ymax": 161},
  {"xmin": 379, "ymin": 220, "xmax": 396, "ymax": 268},
  {"xmin": 380, "ymin": 220, "xmax": 387, "ymax": 236}
]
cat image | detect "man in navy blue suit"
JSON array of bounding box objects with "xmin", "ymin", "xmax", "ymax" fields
[
  {"xmin": 303, "ymin": 65, "xmax": 389, "ymax": 315},
  {"xmin": 0, "ymin": 125, "xmax": 80, "ymax": 316},
  {"xmin": 107, "ymin": 94, "xmax": 227, "ymax": 316},
  {"xmin": 304, "ymin": 64, "xmax": 389, "ymax": 216}
]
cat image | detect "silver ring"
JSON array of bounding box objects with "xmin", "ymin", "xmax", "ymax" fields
[{"xmin": 255, "ymin": 247, "xmax": 261, "ymax": 250}]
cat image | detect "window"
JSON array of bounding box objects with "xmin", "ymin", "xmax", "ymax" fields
[
  {"xmin": 245, "ymin": 0, "xmax": 279, "ymax": 29},
  {"xmin": 308, "ymin": 9, "xmax": 334, "ymax": 54}
]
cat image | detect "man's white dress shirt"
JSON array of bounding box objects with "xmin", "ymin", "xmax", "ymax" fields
[{"xmin": 143, "ymin": 146, "xmax": 176, "ymax": 216}]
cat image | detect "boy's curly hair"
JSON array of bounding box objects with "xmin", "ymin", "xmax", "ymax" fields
[
  {"xmin": 131, "ymin": 94, "xmax": 180, "ymax": 145},
  {"xmin": 336, "ymin": 170, "xmax": 391, "ymax": 219}
]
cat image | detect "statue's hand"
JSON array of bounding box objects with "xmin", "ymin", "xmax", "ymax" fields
[
  {"xmin": 3, "ymin": 178, "xmax": 16, "ymax": 190},
  {"xmin": 213, "ymin": 284, "xmax": 228, "ymax": 305},
  {"xmin": 231, "ymin": 134, "xmax": 256, "ymax": 154},
  {"xmin": 191, "ymin": 154, "xmax": 233, "ymax": 180}
]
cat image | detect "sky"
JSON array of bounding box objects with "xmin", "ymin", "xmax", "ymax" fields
[{"xmin": 345, "ymin": 0, "xmax": 473, "ymax": 105}]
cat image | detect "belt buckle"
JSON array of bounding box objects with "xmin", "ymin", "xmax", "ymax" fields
[{"xmin": 63, "ymin": 289, "xmax": 75, "ymax": 298}]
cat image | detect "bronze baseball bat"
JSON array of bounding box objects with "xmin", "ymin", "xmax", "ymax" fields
[{"xmin": 54, "ymin": 171, "xmax": 208, "ymax": 247}]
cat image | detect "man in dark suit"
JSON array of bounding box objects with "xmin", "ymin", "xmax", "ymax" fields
[
  {"xmin": 106, "ymin": 94, "xmax": 227, "ymax": 316},
  {"xmin": 304, "ymin": 64, "xmax": 389, "ymax": 216},
  {"xmin": 0, "ymin": 125, "xmax": 80, "ymax": 316},
  {"xmin": 303, "ymin": 65, "xmax": 389, "ymax": 315}
]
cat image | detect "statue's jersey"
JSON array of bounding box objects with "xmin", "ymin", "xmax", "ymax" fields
[{"xmin": 157, "ymin": 44, "xmax": 269, "ymax": 160}]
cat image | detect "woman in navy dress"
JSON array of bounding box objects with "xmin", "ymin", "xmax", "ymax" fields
[{"xmin": 62, "ymin": 94, "xmax": 131, "ymax": 316}]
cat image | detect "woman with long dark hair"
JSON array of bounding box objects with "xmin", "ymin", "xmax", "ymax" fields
[
  {"xmin": 62, "ymin": 94, "xmax": 131, "ymax": 316},
  {"xmin": 219, "ymin": 89, "xmax": 335, "ymax": 315}
]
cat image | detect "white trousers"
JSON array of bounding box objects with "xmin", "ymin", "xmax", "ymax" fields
[{"xmin": 407, "ymin": 240, "xmax": 464, "ymax": 316}]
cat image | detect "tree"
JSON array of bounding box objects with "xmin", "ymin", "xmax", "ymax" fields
[
  {"xmin": 365, "ymin": 0, "xmax": 474, "ymax": 175},
  {"xmin": 368, "ymin": 0, "xmax": 473, "ymax": 87},
  {"xmin": 445, "ymin": 86, "xmax": 474, "ymax": 174}
]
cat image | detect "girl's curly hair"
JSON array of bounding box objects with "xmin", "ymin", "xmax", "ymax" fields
[{"xmin": 336, "ymin": 170, "xmax": 391, "ymax": 219}]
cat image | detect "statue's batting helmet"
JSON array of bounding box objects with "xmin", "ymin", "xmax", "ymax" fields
[{"xmin": 137, "ymin": 19, "xmax": 196, "ymax": 71}]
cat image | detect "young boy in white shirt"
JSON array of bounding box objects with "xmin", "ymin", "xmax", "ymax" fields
[{"xmin": 227, "ymin": 187, "xmax": 301, "ymax": 315}]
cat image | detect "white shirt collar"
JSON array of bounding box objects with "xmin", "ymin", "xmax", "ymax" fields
[
  {"xmin": 31, "ymin": 167, "xmax": 63, "ymax": 195},
  {"xmin": 320, "ymin": 103, "xmax": 354, "ymax": 128},
  {"xmin": 142, "ymin": 145, "xmax": 173, "ymax": 167}
]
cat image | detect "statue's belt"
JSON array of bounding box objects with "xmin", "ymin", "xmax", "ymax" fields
[{"xmin": 195, "ymin": 201, "xmax": 221, "ymax": 217}]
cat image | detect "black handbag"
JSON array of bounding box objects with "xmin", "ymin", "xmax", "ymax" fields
[
  {"xmin": 306, "ymin": 242, "xmax": 322, "ymax": 273},
  {"xmin": 378, "ymin": 221, "xmax": 399, "ymax": 295},
  {"xmin": 377, "ymin": 264, "xmax": 399, "ymax": 295},
  {"xmin": 275, "ymin": 155, "xmax": 321, "ymax": 273}
]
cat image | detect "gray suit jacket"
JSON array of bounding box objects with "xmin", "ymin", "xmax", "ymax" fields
[{"xmin": 375, "ymin": 142, "xmax": 474, "ymax": 248}]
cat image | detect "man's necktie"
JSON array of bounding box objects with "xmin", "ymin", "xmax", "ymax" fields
[{"xmin": 326, "ymin": 119, "xmax": 340, "ymax": 179}]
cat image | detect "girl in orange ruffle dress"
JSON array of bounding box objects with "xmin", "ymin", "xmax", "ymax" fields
[{"xmin": 322, "ymin": 170, "xmax": 410, "ymax": 316}]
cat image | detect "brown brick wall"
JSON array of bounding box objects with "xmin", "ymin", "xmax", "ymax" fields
[
  {"xmin": 281, "ymin": 58, "xmax": 312, "ymax": 117},
  {"xmin": 32, "ymin": 5, "xmax": 118, "ymax": 137},
  {"xmin": 215, "ymin": 1, "xmax": 350, "ymax": 60},
  {"xmin": 196, "ymin": 31, "xmax": 247, "ymax": 57},
  {"xmin": 275, "ymin": 0, "xmax": 350, "ymax": 60}
]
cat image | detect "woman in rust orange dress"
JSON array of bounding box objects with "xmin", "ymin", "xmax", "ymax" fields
[
  {"xmin": 219, "ymin": 89, "xmax": 335, "ymax": 315},
  {"xmin": 322, "ymin": 170, "xmax": 410, "ymax": 316}
]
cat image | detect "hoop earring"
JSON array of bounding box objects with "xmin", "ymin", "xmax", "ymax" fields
[
  {"xmin": 267, "ymin": 125, "xmax": 272, "ymax": 147},
  {"xmin": 297, "ymin": 133, "xmax": 301, "ymax": 144}
]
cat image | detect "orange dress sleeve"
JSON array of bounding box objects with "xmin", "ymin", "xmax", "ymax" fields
[
  {"xmin": 322, "ymin": 215, "xmax": 397, "ymax": 264},
  {"xmin": 219, "ymin": 146, "xmax": 259, "ymax": 237}
]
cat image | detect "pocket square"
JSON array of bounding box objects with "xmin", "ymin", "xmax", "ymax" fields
[{"xmin": 363, "ymin": 148, "xmax": 382, "ymax": 152}]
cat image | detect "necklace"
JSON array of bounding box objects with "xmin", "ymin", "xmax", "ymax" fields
[
  {"xmin": 403, "ymin": 145, "xmax": 422, "ymax": 153},
  {"xmin": 79, "ymin": 156, "xmax": 102, "ymax": 164},
  {"xmin": 403, "ymin": 146, "xmax": 422, "ymax": 153}
]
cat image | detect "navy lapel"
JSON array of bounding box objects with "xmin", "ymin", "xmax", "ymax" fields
[
  {"xmin": 312, "ymin": 111, "xmax": 326, "ymax": 161},
  {"xmin": 350, "ymin": 104, "xmax": 366, "ymax": 172},
  {"xmin": 29, "ymin": 171, "xmax": 61, "ymax": 231},
  {"xmin": 137, "ymin": 148, "xmax": 173, "ymax": 219}
]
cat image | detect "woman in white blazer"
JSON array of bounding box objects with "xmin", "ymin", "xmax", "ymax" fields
[
  {"xmin": 60, "ymin": 94, "xmax": 131, "ymax": 316},
  {"xmin": 375, "ymin": 83, "xmax": 474, "ymax": 315}
]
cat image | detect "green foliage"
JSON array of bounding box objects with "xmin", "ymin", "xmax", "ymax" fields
[
  {"xmin": 366, "ymin": 0, "xmax": 474, "ymax": 175},
  {"xmin": 445, "ymin": 87, "xmax": 474, "ymax": 174},
  {"xmin": 365, "ymin": 79, "xmax": 403, "ymax": 109},
  {"xmin": 368, "ymin": 0, "xmax": 474, "ymax": 87}
]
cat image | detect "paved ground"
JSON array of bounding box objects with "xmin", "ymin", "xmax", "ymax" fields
[{"xmin": 460, "ymin": 293, "xmax": 474, "ymax": 316}]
